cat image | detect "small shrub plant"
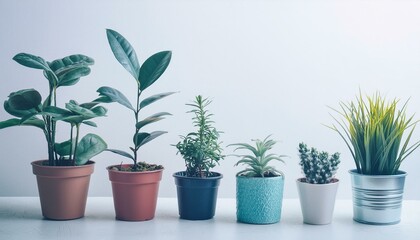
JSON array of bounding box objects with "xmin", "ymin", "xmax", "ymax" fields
[{"xmin": 298, "ymin": 143, "xmax": 340, "ymax": 184}]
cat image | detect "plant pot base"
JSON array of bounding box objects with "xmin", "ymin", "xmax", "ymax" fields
[
  {"xmin": 349, "ymin": 169, "xmax": 406, "ymax": 225},
  {"xmin": 108, "ymin": 165, "xmax": 163, "ymax": 221},
  {"xmin": 296, "ymin": 178, "xmax": 339, "ymax": 225},
  {"xmin": 173, "ymin": 171, "xmax": 222, "ymax": 220},
  {"xmin": 32, "ymin": 160, "xmax": 94, "ymax": 220},
  {"xmin": 236, "ymin": 176, "xmax": 284, "ymax": 224}
]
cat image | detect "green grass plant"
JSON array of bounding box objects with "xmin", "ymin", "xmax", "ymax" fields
[{"xmin": 330, "ymin": 92, "xmax": 420, "ymax": 175}]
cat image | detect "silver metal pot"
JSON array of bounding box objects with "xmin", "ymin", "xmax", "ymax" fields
[{"xmin": 349, "ymin": 169, "xmax": 407, "ymax": 225}]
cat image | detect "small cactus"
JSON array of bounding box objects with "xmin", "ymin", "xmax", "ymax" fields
[{"xmin": 298, "ymin": 143, "xmax": 340, "ymax": 184}]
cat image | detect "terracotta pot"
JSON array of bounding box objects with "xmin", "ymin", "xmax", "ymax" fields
[
  {"xmin": 107, "ymin": 164, "xmax": 163, "ymax": 221},
  {"xmin": 296, "ymin": 178, "xmax": 339, "ymax": 225},
  {"xmin": 31, "ymin": 160, "xmax": 95, "ymax": 220}
]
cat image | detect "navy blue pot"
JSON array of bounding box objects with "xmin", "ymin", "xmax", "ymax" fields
[{"xmin": 173, "ymin": 171, "xmax": 222, "ymax": 220}]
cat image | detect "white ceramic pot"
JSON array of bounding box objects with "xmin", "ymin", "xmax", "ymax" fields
[{"xmin": 296, "ymin": 178, "xmax": 339, "ymax": 225}]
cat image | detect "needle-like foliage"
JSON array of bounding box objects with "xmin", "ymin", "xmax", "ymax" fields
[
  {"xmin": 175, "ymin": 95, "xmax": 224, "ymax": 177},
  {"xmin": 329, "ymin": 92, "xmax": 420, "ymax": 175},
  {"xmin": 230, "ymin": 136, "xmax": 286, "ymax": 177}
]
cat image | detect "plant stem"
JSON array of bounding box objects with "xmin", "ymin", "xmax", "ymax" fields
[
  {"xmin": 69, "ymin": 124, "xmax": 74, "ymax": 162},
  {"xmin": 132, "ymin": 86, "xmax": 142, "ymax": 170},
  {"xmin": 72, "ymin": 124, "xmax": 81, "ymax": 166}
]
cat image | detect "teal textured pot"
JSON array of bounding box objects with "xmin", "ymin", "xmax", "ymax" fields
[{"xmin": 236, "ymin": 175, "xmax": 284, "ymax": 224}]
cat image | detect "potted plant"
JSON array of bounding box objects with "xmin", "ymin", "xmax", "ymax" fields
[
  {"xmin": 296, "ymin": 143, "xmax": 340, "ymax": 225},
  {"xmin": 330, "ymin": 92, "xmax": 420, "ymax": 225},
  {"xmin": 174, "ymin": 95, "xmax": 224, "ymax": 220},
  {"xmin": 0, "ymin": 53, "xmax": 108, "ymax": 220},
  {"xmin": 229, "ymin": 136, "xmax": 286, "ymax": 224},
  {"xmin": 95, "ymin": 29, "xmax": 173, "ymax": 221}
]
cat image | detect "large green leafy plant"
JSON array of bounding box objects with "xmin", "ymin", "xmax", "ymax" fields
[
  {"xmin": 229, "ymin": 136, "xmax": 285, "ymax": 177},
  {"xmin": 175, "ymin": 95, "xmax": 224, "ymax": 177},
  {"xmin": 96, "ymin": 29, "xmax": 173, "ymax": 171},
  {"xmin": 0, "ymin": 53, "xmax": 107, "ymax": 166},
  {"xmin": 330, "ymin": 92, "xmax": 420, "ymax": 175}
]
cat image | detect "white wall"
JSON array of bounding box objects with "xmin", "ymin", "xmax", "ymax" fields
[{"xmin": 1, "ymin": 0, "xmax": 420, "ymax": 199}]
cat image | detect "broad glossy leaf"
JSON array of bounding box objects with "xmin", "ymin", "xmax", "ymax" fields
[
  {"xmin": 106, "ymin": 149, "xmax": 134, "ymax": 160},
  {"xmin": 65, "ymin": 102, "xmax": 97, "ymax": 118},
  {"xmin": 0, "ymin": 119, "xmax": 21, "ymax": 129},
  {"xmin": 4, "ymin": 100, "xmax": 38, "ymax": 118},
  {"xmin": 20, "ymin": 112, "xmax": 40, "ymax": 124},
  {"xmin": 93, "ymin": 96, "xmax": 113, "ymax": 103},
  {"xmin": 0, "ymin": 118, "xmax": 44, "ymax": 130},
  {"xmin": 91, "ymin": 106, "xmax": 107, "ymax": 117},
  {"xmin": 57, "ymin": 66, "xmax": 91, "ymax": 87},
  {"xmin": 96, "ymin": 86, "xmax": 134, "ymax": 111},
  {"xmin": 139, "ymin": 92, "xmax": 176, "ymax": 109},
  {"xmin": 13, "ymin": 53, "xmax": 50, "ymax": 70},
  {"xmin": 48, "ymin": 54, "xmax": 94, "ymax": 75},
  {"xmin": 43, "ymin": 70, "xmax": 58, "ymax": 88},
  {"xmin": 80, "ymin": 101, "xmax": 100, "ymax": 109},
  {"xmin": 136, "ymin": 112, "xmax": 172, "ymax": 129},
  {"xmin": 106, "ymin": 29, "xmax": 140, "ymax": 80},
  {"xmin": 54, "ymin": 140, "xmax": 73, "ymax": 157},
  {"xmin": 139, "ymin": 51, "xmax": 172, "ymax": 91},
  {"xmin": 44, "ymin": 105, "xmax": 92, "ymax": 124},
  {"xmin": 43, "ymin": 106, "xmax": 73, "ymax": 118},
  {"xmin": 135, "ymin": 131, "xmax": 167, "ymax": 148},
  {"xmin": 75, "ymin": 133, "xmax": 107, "ymax": 165},
  {"xmin": 133, "ymin": 132, "xmax": 150, "ymax": 148},
  {"xmin": 82, "ymin": 121, "xmax": 97, "ymax": 127},
  {"xmin": 8, "ymin": 89, "xmax": 42, "ymax": 110}
]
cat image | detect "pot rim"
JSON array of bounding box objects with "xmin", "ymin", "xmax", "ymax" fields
[
  {"xmin": 348, "ymin": 169, "xmax": 407, "ymax": 178},
  {"xmin": 296, "ymin": 177, "xmax": 339, "ymax": 185},
  {"xmin": 31, "ymin": 159, "xmax": 95, "ymax": 169},
  {"xmin": 107, "ymin": 164, "xmax": 164, "ymax": 174},
  {"xmin": 173, "ymin": 171, "xmax": 223, "ymax": 180},
  {"xmin": 237, "ymin": 175, "xmax": 284, "ymax": 180}
]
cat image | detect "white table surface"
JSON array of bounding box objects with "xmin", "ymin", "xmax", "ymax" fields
[{"xmin": 0, "ymin": 197, "xmax": 419, "ymax": 240}]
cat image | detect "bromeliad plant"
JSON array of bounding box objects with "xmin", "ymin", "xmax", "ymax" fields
[
  {"xmin": 229, "ymin": 136, "xmax": 286, "ymax": 177},
  {"xmin": 330, "ymin": 92, "xmax": 420, "ymax": 175},
  {"xmin": 96, "ymin": 29, "xmax": 173, "ymax": 171},
  {"xmin": 175, "ymin": 95, "xmax": 224, "ymax": 177},
  {"xmin": 0, "ymin": 53, "xmax": 107, "ymax": 166},
  {"xmin": 298, "ymin": 143, "xmax": 340, "ymax": 184}
]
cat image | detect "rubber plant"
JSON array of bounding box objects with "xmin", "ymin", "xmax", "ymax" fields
[
  {"xmin": 0, "ymin": 53, "xmax": 107, "ymax": 166},
  {"xmin": 99, "ymin": 29, "xmax": 173, "ymax": 221},
  {"xmin": 96, "ymin": 29, "xmax": 173, "ymax": 171}
]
